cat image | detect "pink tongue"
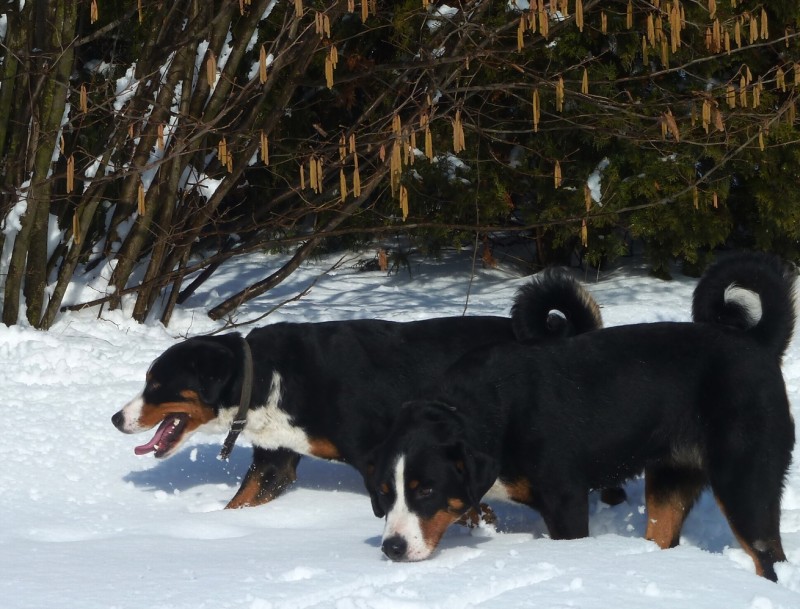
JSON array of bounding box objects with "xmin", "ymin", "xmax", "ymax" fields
[{"xmin": 134, "ymin": 418, "xmax": 173, "ymax": 455}]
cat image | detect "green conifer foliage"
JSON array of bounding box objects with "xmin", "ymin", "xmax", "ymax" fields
[{"xmin": 1, "ymin": 1, "xmax": 798, "ymax": 325}]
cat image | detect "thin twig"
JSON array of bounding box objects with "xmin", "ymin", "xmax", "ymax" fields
[{"xmin": 206, "ymin": 255, "xmax": 349, "ymax": 335}]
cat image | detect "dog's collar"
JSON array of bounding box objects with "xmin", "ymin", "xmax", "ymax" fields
[{"xmin": 219, "ymin": 336, "xmax": 254, "ymax": 460}]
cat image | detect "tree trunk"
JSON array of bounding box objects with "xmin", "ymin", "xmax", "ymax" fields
[{"xmin": 2, "ymin": 1, "xmax": 77, "ymax": 326}]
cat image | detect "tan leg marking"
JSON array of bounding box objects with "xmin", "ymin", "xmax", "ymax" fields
[
  {"xmin": 225, "ymin": 462, "xmax": 299, "ymax": 510},
  {"xmin": 713, "ymin": 496, "xmax": 787, "ymax": 578},
  {"xmin": 456, "ymin": 502, "xmax": 497, "ymax": 527},
  {"xmin": 307, "ymin": 437, "xmax": 341, "ymax": 461},
  {"xmin": 645, "ymin": 479, "xmax": 689, "ymax": 549},
  {"xmin": 503, "ymin": 478, "xmax": 533, "ymax": 504},
  {"xmin": 225, "ymin": 475, "xmax": 268, "ymax": 509},
  {"xmin": 451, "ymin": 498, "xmax": 476, "ymax": 527},
  {"xmin": 715, "ymin": 498, "xmax": 762, "ymax": 577}
]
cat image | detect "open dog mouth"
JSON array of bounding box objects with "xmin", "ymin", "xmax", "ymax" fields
[{"xmin": 134, "ymin": 413, "xmax": 189, "ymax": 458}]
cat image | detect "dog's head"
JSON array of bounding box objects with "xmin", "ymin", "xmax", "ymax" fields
[
  {"xmin": 111, "ymin": 334, "xmax": 243, "ymax": 458},
  {"xmin": 366, "ymin": 400, "xmax": 499, "ymax": 562}
]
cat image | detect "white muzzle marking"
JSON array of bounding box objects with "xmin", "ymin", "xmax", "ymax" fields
[
  {"xmin": 117, "ymin": 395, "xmax": 147, "ymax": 432},
  {"xmin": 381, "ymin": 456, "xmax": 432, "ymax": 561}
]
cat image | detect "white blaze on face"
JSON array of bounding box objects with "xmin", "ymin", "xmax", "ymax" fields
[
  {"xmin": 116, "ymin": 395, "xmax": 146, "ymax": 432},
  {"xmin": 381, "ymin": 455, "xmax": 433, "ymax": 561}
]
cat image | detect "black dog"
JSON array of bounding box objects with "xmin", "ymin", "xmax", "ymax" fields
[
  {"xmin": 112, "ymin": 269, "xmax": 602, "ymax": 509},
  {"xmin": 367, "ymin": 252, "xmax": 795, "ymax": 581}
]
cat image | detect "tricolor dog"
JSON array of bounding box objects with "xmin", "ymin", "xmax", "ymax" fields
[
  {"xmin": 367, "ymin": 252, "xmax": 795, "ymax": 581},
  {"xmin": 112, "ymin": 269, "xmax": 603, "ymax": 510}
]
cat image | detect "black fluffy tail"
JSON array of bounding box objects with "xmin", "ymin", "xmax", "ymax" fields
[
  {"xmin": 511, "ymin": 268, "xmax": 603, "ymax": 341},
  {"xmin": 692, "ymin": 252, "xmax": 797, "ymax": 359}
]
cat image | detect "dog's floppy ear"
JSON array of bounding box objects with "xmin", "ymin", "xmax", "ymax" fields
[
  {"xmin": 450, "ymin": 441, "xmax": 500, "ymax": 510},
  {"xmin": 360, "ymin": 446, "xmax": 386, "ymax": 518},
  {"xmin": 189, "ymin": 334, "xmax": 241, "ymax": 405},
  {"xmin": 414, "ymin": 401, "xmax": 499, "ymax": 508}
]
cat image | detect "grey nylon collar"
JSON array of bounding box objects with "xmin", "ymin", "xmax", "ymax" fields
[{"xmin": 219, "ymin": 336, "xmax": 253, "ymax": 461}]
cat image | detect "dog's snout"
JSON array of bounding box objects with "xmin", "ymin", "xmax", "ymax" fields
[
  {"xmin": 382, "ymin": 535, "xmax": 408, "ymax": 561},
  {"xmin": 111, "ymin": 411, "xmax": 125, "ymax": 431}
]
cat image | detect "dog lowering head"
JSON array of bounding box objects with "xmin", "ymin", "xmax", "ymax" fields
[{"xmin": 367, "ymin": 401, "xmax": 499, "ymax": 561}]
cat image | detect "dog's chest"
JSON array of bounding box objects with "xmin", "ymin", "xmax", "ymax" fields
[{"xmin": 242, "ymin": 372, "xmax": 313, "ymax": 455}]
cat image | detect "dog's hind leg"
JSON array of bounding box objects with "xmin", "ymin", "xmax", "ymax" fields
[
  {"xmin": 712, "ymin": 475, "xmax": 786, "ymax": 581},
  {"xmin": 644, "ymin": 465, "xmax": 705, "ymax": 549},
  {"xmin": 708, "ymin": 407, "xmax": 792, "ymax": 582},
  {"xmin": 226, "ymin": 447, "xmax": 302, "ymax": 509}
]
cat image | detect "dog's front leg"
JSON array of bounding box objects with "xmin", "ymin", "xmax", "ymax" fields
[
  {"xmin": 538, "ymin": 488, "xmax": 590, "ymax": 540},
  {"xmin": 226, "ymin": 447, "xmax": 302, "ymax": 508}
]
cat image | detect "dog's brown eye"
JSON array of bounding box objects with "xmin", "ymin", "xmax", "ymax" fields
[
  {"xmin": 416, "ymin": 487, "xmax": 433, "ymax": 499},
  {"xmin": 378, "ymin": 483, "xmax": 389, "ymax": 496}
]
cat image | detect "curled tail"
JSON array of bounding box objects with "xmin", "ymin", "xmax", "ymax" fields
[
  {"xmin": 692, "ymin": 251, "xmax": 797, "ymax": 359},
  {"xmin": 511, "ymin": 268, "xmax": 603, "ymax": 341}
]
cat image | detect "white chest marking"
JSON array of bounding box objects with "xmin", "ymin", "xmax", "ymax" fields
[
  {"xmin": 242, "ymin": 372, "xmax": 312, "ymax": 455},
  {"xmin": 484, "ymin": 478, "xmax": 511, "ymax": 502}
]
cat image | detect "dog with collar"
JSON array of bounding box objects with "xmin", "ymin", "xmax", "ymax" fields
[
  {"xmin": 112, "ymin": 269, "xmax": 602, "ymax": 509},
  {"xmin": 367, "ymin": 252, "xmax": 796, "ymax": 581}
]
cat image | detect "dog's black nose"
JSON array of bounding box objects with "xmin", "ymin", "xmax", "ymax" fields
[
  {"xmin": 382, "ymin": 535, "xmax": 408, "ymax": 561},
  {"xmin": 111, "ymin": 411, "xmax": 124, "ymax": 430}
]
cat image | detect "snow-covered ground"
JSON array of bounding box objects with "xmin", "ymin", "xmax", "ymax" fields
[{"xmin": 2, "ymin": 250, "xmax": 800, "ymax": 608}]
